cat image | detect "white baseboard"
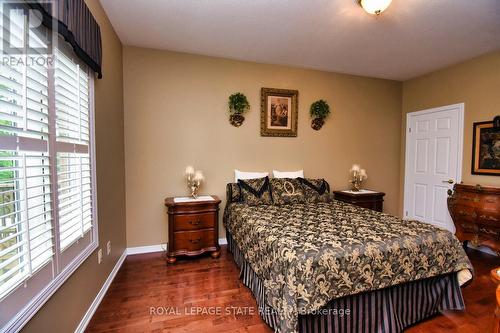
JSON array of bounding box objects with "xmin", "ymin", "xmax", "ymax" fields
[
  {"xmin": 467, "ymin": 244, "xmax": 498, "ymax": 256},
  {"xmin": 126, "ymin": 238, "xmax": 227, "ymax": 255},
  {"xmin": 126, "ymin": 244, "xmax": 167, "ymax": 255},
  {"xmin": 74, "ymin": 250, "xmax": 127, "ymax": 333}
]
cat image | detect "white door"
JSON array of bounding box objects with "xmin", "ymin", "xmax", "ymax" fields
[{"xmin": 404, "ymin": 103, "xmax": 464, "ymax": 232}]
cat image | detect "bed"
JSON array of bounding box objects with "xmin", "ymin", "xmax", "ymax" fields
[{"xmin": 223, "ymin": 179, "xmax": 473, "ymax": 333}]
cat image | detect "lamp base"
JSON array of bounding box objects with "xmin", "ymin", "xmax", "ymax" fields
[
  {"xmin": 350, "ymin": 179, "xmax": 362, "ymax": 192},
  {"xmin": 190, "ymin": 185, "xmax": 200, "ymax": 199}
]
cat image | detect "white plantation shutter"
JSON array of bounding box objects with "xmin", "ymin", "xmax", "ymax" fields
[
  {"xmin": 0, "ymin": 7, "xmax": 97, "ymax": 330},
  {"xmin": 0, "ymin": 22, "xmax": 53, "ymax": 298},
  {"xmin": 57, "ymin": 153, "xmax": 92, "ymax": 250},
  {"xmin": 0, "ymin": 151, "xmax": 53, "ymax": 298},
  {"xmin": 54, "ymin": 48, "xmax": 94, "ymax": 251}
]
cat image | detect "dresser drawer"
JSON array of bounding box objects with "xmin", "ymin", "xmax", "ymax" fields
[
  {"xmin": 174, "ymin": 230, "xmax": 215, "ymax": 251},
  {"xmin": 174, "ymin": 212, "xmax": 215, "ymax": 231}
]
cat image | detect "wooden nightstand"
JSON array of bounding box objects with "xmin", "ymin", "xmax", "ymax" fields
[
  {"xmin": 164, "ymin": 195, "xmax": 221, "ymax": 264},
  {"xmin": 333, "ymin": 190, "xmax": 385, "ymax": 212}
]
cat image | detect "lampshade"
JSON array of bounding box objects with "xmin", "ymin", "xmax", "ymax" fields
[
  {"xmin": 359, "ymin": 0, "xmax": 393, "ymax": 15},
  {"xmin": 194, "ymin": 170, "xmax": 204, "ymax": 181},
  {"xmin": 185, "ymin": 165, "xmax": 195, "ymax": 176}
]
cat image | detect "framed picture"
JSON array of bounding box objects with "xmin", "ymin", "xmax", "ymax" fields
[
  {"xmin": 471, "ymin": 120, "xmax": 500, "ymax": 176},
  {"xmin": 260, "ymin": 88, "xmax": 298, "ymax": 137}
]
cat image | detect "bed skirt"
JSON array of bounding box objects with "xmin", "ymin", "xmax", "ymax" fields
[{"xmin": 226, "ymin": 232, "xmax": 465, "ymax": 333}]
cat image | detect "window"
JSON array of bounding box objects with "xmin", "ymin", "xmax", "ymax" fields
[{"xmin": 0, "ymin": 4, "xmax": 97, "ymax": 331}]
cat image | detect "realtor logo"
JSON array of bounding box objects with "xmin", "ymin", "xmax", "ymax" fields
[{"xmin": 2, "ymin": 1, "xmax": 53, "ymax": 55}]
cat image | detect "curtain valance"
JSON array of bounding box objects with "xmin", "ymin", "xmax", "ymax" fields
[{"xmin": 29, "ymin": 0, "xmax": 103, "ymax": 78}]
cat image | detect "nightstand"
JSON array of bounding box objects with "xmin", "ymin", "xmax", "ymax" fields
[
  {"xmin": 164, "ymin": 195, "xmax": 221, "ymax": 264},
  {"xmin": 333, "ymin": 190, "xmax": 385, "ymax": 212}
]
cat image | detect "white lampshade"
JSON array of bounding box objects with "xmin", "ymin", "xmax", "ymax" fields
[
  {"xmin": 359, "ymin": 0, "xmax": 393, "ymax": 15},
  {"xmin": 194, "ymin": 170, "xmax": 204, "ymax": 181},
  {"xmin": 350, "ymin": 164, "xmax": 361, "ymax": 172},
  {"xmin": 185, "ymin": 165, "xmax": 194, "ymax": 176},
  {"xmin": 360, "ymin": 169, "xmax": 367, "ymax": 179}
]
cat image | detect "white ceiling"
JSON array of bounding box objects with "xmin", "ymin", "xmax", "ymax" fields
[{"xmin": 100, "ymin": 0, "xmax": 500, "ymax": 81}]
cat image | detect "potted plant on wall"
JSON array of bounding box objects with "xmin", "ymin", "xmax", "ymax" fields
[
  {"xmin": 228, "ymin": 92, "xmax": 250, "ymax": 127},
  {"xmin": 310, "ymin": 99, "xmax": 330, "ymax": 130}
]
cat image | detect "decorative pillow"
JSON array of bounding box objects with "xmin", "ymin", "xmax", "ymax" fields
[
  {"xmin": 238, "ymin": 177, "xmax": 273, "ymax": 205},
  {"xmin": 270, "ymin": 178, "xmax": 305, "ymax": 205},
  {"xmin": 226, "ymin": 183, "xmax": 241, "ymax": 203},
  {"xmin": 298, "ymin": 178, "xmax": 331, "ymax": 203},
  {"xmin": 234, "ymin": 169, "xmax": 269, "ymax": 182},
  {"xmin": 272, "ymin": 170, "xmax": 304, "ymax": 179}
]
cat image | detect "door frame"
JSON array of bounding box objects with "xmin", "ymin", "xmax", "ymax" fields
[{"xmin": 403, "ymin": 103, "xmax": 465, "ymax": 220}]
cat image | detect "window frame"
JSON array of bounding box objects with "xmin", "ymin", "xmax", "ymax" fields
[{"xmin": 0, "ymin": 36, "xmax": 99, "ymax": 333}]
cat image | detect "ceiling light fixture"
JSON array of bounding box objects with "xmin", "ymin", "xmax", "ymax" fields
[{"xmin": 358, "ymin": 0, "xmax": 393, "ymax": 15}]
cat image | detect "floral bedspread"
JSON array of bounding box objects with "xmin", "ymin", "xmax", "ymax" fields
[{"xmin": 223, "ymin": 200, "xmax": 472, "ymax": 333}]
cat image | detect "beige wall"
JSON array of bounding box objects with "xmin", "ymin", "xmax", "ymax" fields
[
  {"xmin": 400, "ymin": 51, "xmax": 500, "ymax": 213},
  {"xmin": 123, "ymin": 46, "xmax": 403, "ymax": 247},
  {"xmin": 21, "ymin": 0, "xmax": 126, "ymax": 332}
]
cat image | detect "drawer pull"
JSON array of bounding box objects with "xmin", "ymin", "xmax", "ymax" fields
[
  {"xmin": 189, "ymin": 220, "xmax": 201, "ymax": 226},
  {"xmin": 190, "ymin": 238, "xmax": 201, "ymax": 243}
]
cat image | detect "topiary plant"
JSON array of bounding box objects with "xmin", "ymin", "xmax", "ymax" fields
[
  {"xmin": 309, "ymin": 99, "xmax": 330, "ymax": 130},
  {"xmin": 228, "ymin": 92, "xmax": 250, "ymax": 127}
]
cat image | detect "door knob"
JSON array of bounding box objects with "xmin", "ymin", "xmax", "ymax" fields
[{"xmin": 442, "ymin": 179, "xmax": 454, "ymax": 184}]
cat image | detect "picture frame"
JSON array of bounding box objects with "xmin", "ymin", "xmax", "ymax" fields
[
  {"xmin": 471, "ymin": 120, "xmax": 500, "ymax": 176},
  {"xmin": 260, "ymin": 87, "xmax": 298, "ymax": 137}
]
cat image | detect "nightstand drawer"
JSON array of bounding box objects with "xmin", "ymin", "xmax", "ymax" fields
[
  {"xmin": 174, "ymin": 230, "xmax": 215, "ymax": 251},
  {"xmin": 174, "ymin": 212, "xmax": 215, "ymax": 231}
]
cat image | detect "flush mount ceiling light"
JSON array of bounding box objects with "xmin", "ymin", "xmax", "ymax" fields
[{"xmin": 358, "ymin": 0, "xmax": 393, "ymax": 15}]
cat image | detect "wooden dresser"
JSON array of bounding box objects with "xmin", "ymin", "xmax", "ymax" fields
[
  {"xmin": 164, "ymin": 196, "xmax": 221, "ymax": 264},
  {"xmin": 491, "ymin": 268, "xmax": 500, "ymax": 333},
  {"xmin": 447, "ymin": 184, "xmax": 499, "ymax": 254},
  {"xmin": 333, "ymin": 190, "xmax": 385, "ymax": 212}
]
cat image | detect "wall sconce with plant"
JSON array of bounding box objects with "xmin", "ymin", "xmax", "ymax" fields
[
  {"xmin": 310, "ymin": 99, "xmax": 330, "ymax": 130},
  {"xmin": 228, "ymin": 92, "xmax": 250, "ymax": 127}
]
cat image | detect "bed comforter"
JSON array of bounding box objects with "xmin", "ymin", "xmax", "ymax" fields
[{"xmin": 223, "ymin": 200, "xmax": 472, "ymax": 333}]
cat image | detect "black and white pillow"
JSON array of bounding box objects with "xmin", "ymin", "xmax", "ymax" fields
[
  {"xmin": 238, "ymin": 177, "xmax": 273, "ymax": 205},
  {"xmin": 298, "ymin": 178, "xmax": 331, "ymax": 203},
  {"xmin": 270, "ymin": 178, "xmax": 305, "ymax": 205},
  {"xmin": 226, "ymin": 183, "xmax": 241, "ymax": 203}
]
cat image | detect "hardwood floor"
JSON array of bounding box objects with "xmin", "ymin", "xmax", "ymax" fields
[{"xmin": 86, "ymin": 246, "xmax": 499, "ymax": 333}]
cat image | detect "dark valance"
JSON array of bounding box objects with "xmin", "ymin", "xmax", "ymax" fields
[{"xmin": 29, "ymin": 0, "xmax": 103, "ymax": 78}]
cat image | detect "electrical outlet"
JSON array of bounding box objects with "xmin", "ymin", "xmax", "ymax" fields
[
  {"xmin": 98, "ymin": 249, "xmax": 102, "ymax": 264},
  {"xmin": 106, "ymin": 241, "xmax": 111, "ymax": 255}
]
